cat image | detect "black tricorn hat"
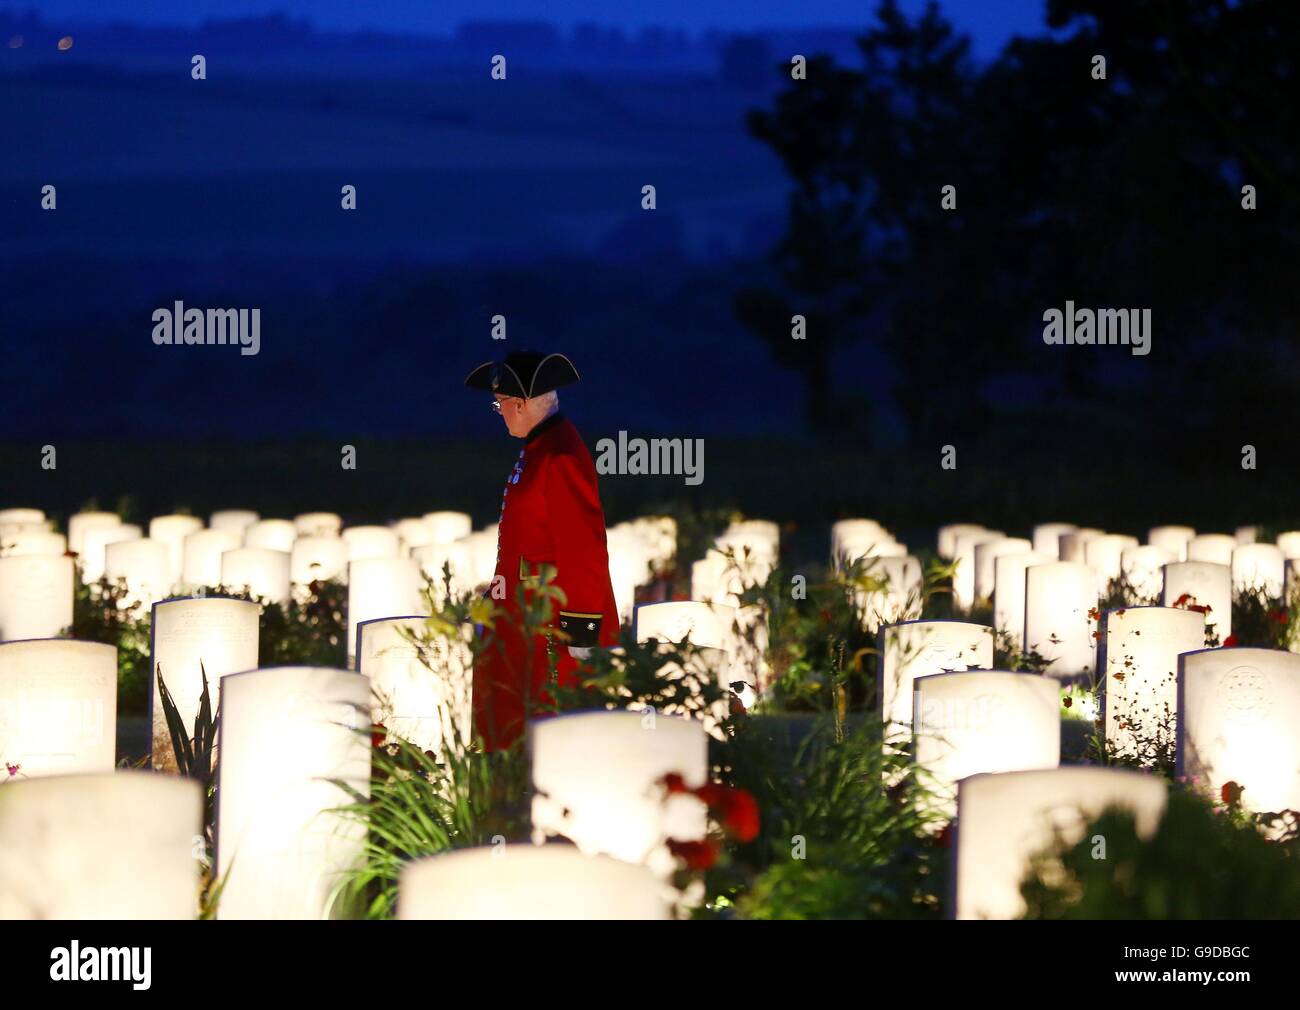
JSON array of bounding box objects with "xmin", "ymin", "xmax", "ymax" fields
[{"xmin": 463, "ymin": 350, "xmax": 581, "ymax": 398}]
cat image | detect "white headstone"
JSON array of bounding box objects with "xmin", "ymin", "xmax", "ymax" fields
[
  {"xmin": 529, "ymin": 711, "xmax": 708, "ymax": 879},
  {"xmin": 149, "ymin": 514, "xmax": 204, "ymax": 584},
  {"xmin": 993, "ymin": 550, "xmax": 1050, "ymax": 650},
  {"xmin": 1148, "ymin": 525, "xmax": 1195, "ymax": 562},
  {"xmin": 937, "ymin": 523, "xmax": 984, "ymax": 560},
  {"xmin": 1236, "ymin": 525, "xmax": 1258, "ymax": 545},
  {"xmin": 853, "ymin": 555, "xmax": 923, "ymax": 631},
  {"xmin": 181, "ymin": 527, "xmax": 244, "ymax": 587},
  {"xmin": 342, "ymin": 525, "xmax": 402, "ymax": 562},
  {"xmin": 0, "ymin": 528, "xmax": 66, "ymax": 557},
  {"xmin": 358, "ymin": 616, "xmax": 472, "ymax": 755},
  {"xmin": 1031, "ymin": 523, "xmax": 1076, "ymax": 559},
  {"xmin": 878, "ymin": 620, "xmax": 994, "ymax": 738},
  {"xmin": 347, "ymin": 558, "xmax": 426, "ymax": 666},
  {"xmin": 953, "ymin": 767, "xmax": 1166, "ymax": 919},
  {"xmin": 1058, "ymin": 528, "xmax": 1103, "ymax": 563},
  {"xmin": 0, "ymin": 771, "xmax": 201, "ymax": 919},
  {"xmin": 423, "ymin": 511, "xmax": 472, "ymax": 544},
  {"xmin": 1084, "ymin": 533, "xmax": 1139, "ymax": 583},
  {"xmin": 1099, "ymin": 605, "xmax": 1204, "ymax": 758},
  {"xmin": 1187, "ymin": 533, "xmax": 1236, "ymax": 566},
  {"xmin": 953, "ymin": 530, "xmax": 1005, "ymax": 611},
  {"xmin": 67, "ymin": 511, "xmax": 120, "ymax": 556},
  {"xmin": 209, "ymin": 509, "xmax": 259, "ymax": 533},
  {"xmin": 221, "ymin": 547, "xmax": 291, "ymax": 606},
  {"xmin": 294, "ymin": 512, "xmax": 343, "ymax": 538},
  {"xmin": 1232, "ymin": 543, "xmax": 1284, "ymax": 597},
  {"xmin": 974, "ymin": 537, "xmax": 1032, "ymax": 602},
  {"xmin": 1178, "ymin": 647, "xmax": 1300, "ymax": 816},
  {"xmin": 1276, "ymin": 531, "xmax": 1300, "ymax": 561},
  {"xmin": 634, "ymin": 600, "xmax": 738, "ymax": 654},
  {"xmin": 1024, "ymin": 561, "xmax": 1098, "ymax": 679},
  {"xmin": 1162, "ymin": 561, "xmax": 1231, "ymax": 641},
  {"xmin": 215, "ymin": 665, "xmax": 370, "ymax": 919},
  {"xmin": 1121, "ymin": 544, "xmax": 1176, "ymax": 601},
  {"xmin": 0, "ymin": 639, "xmax": 116, "ymax": 776},
  {"xmin": 392, "ymin": 518, "xmax": 434, "ymax": 551},
  {"xmin": 104, "ymin": 537, "xmax": 170, "ymax": 612},
  {"xmin": 0, "ymin": 555, "xmax": 74, "ymax": 641},
  {"xmin": 0, "ymin": 508, "xmax": 45, "ymax": 526},
  {"xmin": 914, "ymin": 670, "xmax": 1060, "ymax": 819},
  {"xmin": 81, "ymin": 522, "xmax": 142, "ymax": 583},
  {"xmin": 245, "ymin": 518, "xmax": 297, "ymax": 553},
  {"xmin": 398, "ymin": 846, "xmax": 669, "ymax": 920},
  {"xmin": 291, "ymin": 535, "xmax": 349, "ymax": 588},
  {"xmin": 150, "ymin": 596, "xmax": 260, "ymax": 771}
]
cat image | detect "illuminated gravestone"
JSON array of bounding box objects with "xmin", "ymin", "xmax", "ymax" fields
[
  {"xmin": 1178, "ymin": 647, "xmax": 1300, "ymax": 817},
  {"xmin": 210, "ymin": 509, "xmax": 259, "ymax": 533},
  {"xmin": 150, "ymin": 596, "xmax": 260, "ymax": 772},
  {"xmin": 974, "ymin": 537, "xmax": 1032, "ymax": 603},
  {"xmin": 0, "ymin": 508, "xmax": 45, "ymax": 526},
  {"xmin": 423, "ymin": 511, "xmax": 472, "ymax": 544},
  {"xmin": 81, "ymin": 522, "xmax": 141, "ymax": 583},
  {"xmin": 1149, "ymin": 525, "xmax": 1195, "ymax": 562},
  {"xmin": 1232, "ymin": 543, "xmax": 1284, "ymax": 597},
  {"xmin": 1084, "ymin": 533, "xmax": 1139, "ymax": 583},
  {"xmin": 953, "ymin": 530, "xmax": 1005, "ymax": 611},
  {"xmin": 634, "ymin": 601, "xmax": 748, "ymax": 718},
  {"xmin": 1024, "ymin": 562, "xmax": 1098, "ymax": 679},
  {"xmin": 0, "ymin": 639, "xmax": 116, "ymax": 776},
  {"xmin": 993, "ymin": 550, "xmax": 1050, "ymax": 650},
  {"xmin": 0, "ymin": 771, "xmax": 201, "ymax": 919},
  {"xmin": 460, "ymin": 531, "xmax": 499, "ymax": 587},
  {"xmin": 937, "ymin": 524, "xmax": 984, "ymax": 560},
  {"xmin": 0, "ymin": 556, "xmax": 73, "ymax": 641},
  {"xmin": 347, "ymin": 558, "xmax": 426, "ymax": 667},
  {"xmin": 67, "ymin": 511, "xmax": 120, "ymax": 557},
  {"xmin": 1121, "ymin": 544, "xmax": 1176, "ymax": 601},
  {"xmin": 104, "ymin": 538, "xmax": 170, "ymax": 612},
  {"xmin": 0, "ymin": 528, "xmax": 66, "ymax": 557},
  {"xmin": 295, "ymin": 512, "xmax": 343, "ymax": 538},
  {"xmin": 392, "ymin": 518, "xmax": 434, "ymax": 551},
  {"xmin": 1031, "ymin": 523, "xmax": 1076, "ymax": 559},
  {"xmin": 215, "ymin": 666, "xmax": 370, "ymax": 920},
  {"xmin": 342, "ymin": 525, "xmax": 402, "ymax": 562},
  {"xmin": 530, "ymin": 711, "xmax": 708, "ymax": 879},
  {"xmin": 1099, "ymin": 606, "xmax": 1204, "ymax": 758},
  {"xmin": 398, "ymin": 846, "xmax": 669, "ymax": 920},
  {"xmin": 877, "ymin": 620, "xmax": 994, "ymax": 740},
  {"xmin": 221, "ymin": 547, "xmax": 291, "ymax": 606},
  {"xmin": 1162, "ymin": 561, "xmax": 1232, "ymax": 641},
  {"xmin": 245, "ymin": 519, "xmax": 297, "ymax": 553},
  {"xmin": 1188, "ymin": 533, "xmax": 1236, "ymax": 566},
  {"xmin": 1058, "ymin": 528, "xmax": 1103, "ymax": 564},
  {"xmin": 853, "ymin": 555, "xmax": 923, "ymax": 631},
  {"xmin": 690, "ymin": 553, "xmax": 769, "ymax": 689},
  {"xmin": 412, "ymin": 541, "xmax": 474, "ymax": 605},
  {"xmin": 953, "ymin": 767, "xmax": 1167, "ymax": 920},
  {"xmin": 181, "ymin": 528, "xmax": 243, "ymax": 587},
  {"xmin": 358, "ymin": 616, "xmax": 471, "ymax": 755},
  {"xmin": 1236, "ymin": 526, "xmax": 1258, "ymax": 544},
  {"xmin": 832, "ymin": 519, "xmax": 889, "ymax": 560},
  {"xmin": 290, "ymin": 535, "xmax": 348, "ymax": 589},
  {"xmin": 149, "ymin": 515, "xmax": 204, "ymax": 584},
  {"xmin": 1277, "ymin": 531, "xmax": 1300, "ymax": 561},
  {"xmin": 913, "ymin": 670, "xmax": 1060, "ymax": 819}
]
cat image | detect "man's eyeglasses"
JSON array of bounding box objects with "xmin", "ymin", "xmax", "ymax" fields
[{"xmin": 491, "ymin": 398, "xmax": 521, "ymax": 414}]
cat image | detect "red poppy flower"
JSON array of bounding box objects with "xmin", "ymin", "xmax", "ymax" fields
[
  {"xmin": 371, "ymin": 725, "xmax": 388, "ymax": 748},
  {"xmin": 666, "ymin": 838, "xmax": 719, "ymax": 870},
  {"xmin": 1271, "ymin": 609, "xmax": 1289, "ymax": 625},
  {"xmin": 934, "ymin": 822, "xmax": 953, "ymax": 848},
  {"xmin": 1172, "ymin": 593, "xmax": 1191, "ymax": 608},
  {"xmin": 717, "ymin": 789, "xmax": 760, "ymax": 842},
  {"xmin": 1221, "ymin": 781, "xmax": 1245, "ymax": 806},
  {"xmin": 1062, "ymin": 696, "xmax": 1073, "ymax": 709},
  {"xmin": 1223, "ymin": 634, "xmax": 1239, "ymax": 647},
  {"xmin": 661, "ymin": 772, "xmax": 689, "ymax": 794}
]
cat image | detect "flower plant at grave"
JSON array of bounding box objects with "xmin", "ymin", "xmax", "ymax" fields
[
  {"xmin": 69, "ymin": 575, "xmax": 153, "ymax": 715},
  {"xmin": 1230, "ymin": 583, "xmax": 1292, "ymax": 650},
  {"xmin": 213, "ymin": 579, "xmax": 347, "ymax": 667},
  {"xmin": 1019, "ymin": 790, "xmax": 1300, "ymax": 919}
]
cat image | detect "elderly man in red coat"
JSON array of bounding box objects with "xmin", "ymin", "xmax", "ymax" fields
[{"xmin": 463, "ymin": 350, "xmax": 620, "ymax": 749}]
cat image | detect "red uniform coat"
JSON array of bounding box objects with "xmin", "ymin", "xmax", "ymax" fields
[{"xmin": 473, "ymin": 412, "xmax": 620, "ymax": 749}]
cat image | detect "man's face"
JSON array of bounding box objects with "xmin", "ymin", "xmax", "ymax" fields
[{"xmin": 494, "ymin": 394, "xmax": 529, "ymax": 437}]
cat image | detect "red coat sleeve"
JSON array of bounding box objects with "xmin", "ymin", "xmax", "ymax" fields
[{"xmin": 545, "ymin": 449, "xmax": 614, "ymax": 648}]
